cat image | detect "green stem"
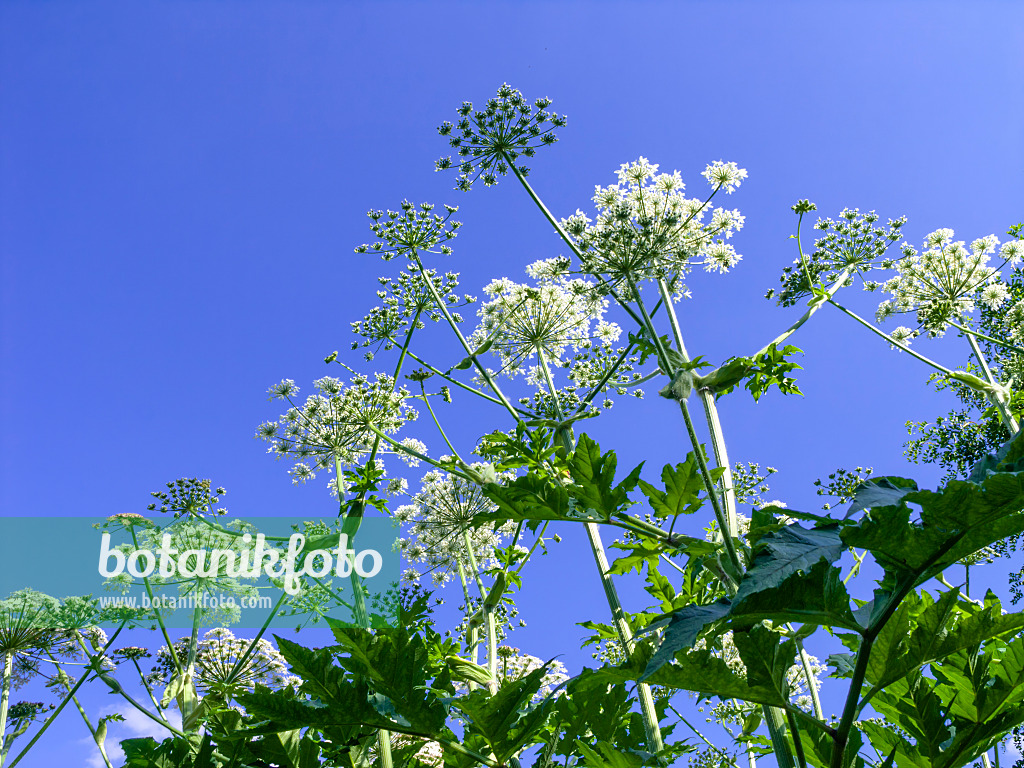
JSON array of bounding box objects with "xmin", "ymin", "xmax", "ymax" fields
[
  {"xmin": 948, "ymin": 319, "xmax": 1024, "ymax": 356},
  {"xmin": 534, "ymin": 343, "xmax": 664, "ymax": 753},
  {"xmin": 827, "ymin": 298, "xmax": 958, "ymax": 377},
  {"xmin": 223, "ymin": 591, "xmax": 289, "ymax": 688},
  {"xmin": 786, "ymin": 709, "xmax": 808, "ymax": 768},
  {"xmin": 463, "ymin": 532, "xmax": 498, "ymax": 688},
  {"xmin": 793, "ymin": 212, "xmax": 817, "ymax": 290},
  {"xmin": 843, "ymin": 550, "xmax": 866, "ymax": 585},
  {"xmin": 69, "ymin": 693, "xmax": 113, "ymax": 768},
  {"xmin": 6, "ymin": 623, "xmax": 125, "ymax": 768},
  {"xmin": 510, "ymin": 521, "xmax": 550, "ymax": 579},
  {"xmin": 504, "ymin": 158, "xmax": 648, "ymax": 330},
  {"xmin": 832, "ymin": 635, "xmax": 874, "ymax": 768},
  {"xmin": 435, "ymin": 736, "xmax": 501, "ymax": 768},
  {"xmin": 626, "ymin": 275, "xmax": 741, "ymax": 572},
  {"xmin": 756, "ymin": 267, "xmax": 855, "ymax": 357},
  {"xmin": 411, "ymin": 251, "xmax": 522, "ymax": 422},
  {"xmin": 456, "ymin": 558, "xmax": 482, "ymax": 677},
  {"xmin": 647, "ymin": 283, "xmax": 800, "ymax": 768},
  {"xmin": 362, "ymin": 422, "xmax": 477, "ymax": 482},
  {"xmin": 796, "ymin": 639, "xmax": 824, "ymax": 721},
  {"xmin": 400, "ymin": 348, "xmax": 513, "ymax": 410},
  {"xmin": 966, "ymin": 331, "xmax": 1019, "ymax": 434},
  {"xmin": 0, "ymin": 653, "xmax": 12, "ymax": 768},
  {"xmin": 656, "ymin": 278, "xmax": 740, "ymax": 539},
  {"xmin": 131, "ymin": 528, "xmax": 184, "ymax": 679},
  {"xmin": 133, "ymin": 657, "xmax": 165, "ymax": 715},
  {"xmin": 766, "ymin": 705, "xmax": 797, "ymax": 768},
  {"xmin": 574, "ymin": 341, "xmax": 640, "ymax": 414},
  {"xmin": 420, "ymin": 384, "xmax": 462, "ymax": 459}
]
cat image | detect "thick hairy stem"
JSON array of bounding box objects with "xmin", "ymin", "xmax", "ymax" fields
[
  {"xmin": 463, "ymin": 532, "xmax": 498, "ymax": 690},
  {"xmin": 756, "ymin": 267, "xmax": 855, "ymax": 357},
  {"xmin": 656, "ymin": 279, "xmax": 740, "ymax": 537},
  {"xmin": 766, "ymin": 706, "xmax": 797, "ymax": 768},
  {"xmin": 0, "ymin": 652, "xmax": 12, "ymax": 768},
  {"xmin": 832, "ymin": 635, "xmax": 874, "ymax": 768},
  {"xmin": 796, "ymin": 639, "xmax": 824, "ymax": 721},
  {"xmin": 966, "ymin": 332, "xmax": 1019, "ymax": 434},
  {"xmin": 534, "ymin": 345, "xmax": 664, "ymax": 752},
  {"xmin": 585, "ymin": 522, "xmax": 665, "ymax": 754}
]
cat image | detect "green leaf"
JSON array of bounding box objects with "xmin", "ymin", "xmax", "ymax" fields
[
  {"xmin": 846, "ymin": 477, "xmax": 918, "ymax": 516},
  {"xmin": 842, "ymin": 471, "xmax": 1024, "ymax": 588},
  {"xmin": 638, "ymin": 455, "xmax": 707, "ymax": 520},
  {"xmin": 969, "ymin": 427, "xmax": 1024, "ymax": 481},
  {"xmin": 862, "ymin": 589, "xmax": 1024, "ymax": 699},
  {"xmin": 568, "ymin": 434, "xmax": 642, "ymax": 521},
  {"xmin": 731, "ymin": 559, "xmax": 860, "ymax": 632},
  {"xmin": 732, "ymin": 624, "xmax": 798, "ymax": 705},
  {"xmin": 734, "ymin": 524, "xmax": 844, "ymax": 604},
  {"xmin": 637, "ymin": 599, "xmax": 731, "ymax": 681},
  {"xmin": 604, "ymin": 639, "xmax": 790, "ymax": 709},
  {"xmin": 454, "ymin": 666, "xmax": 555, "ymax": 763},
  {"xmin": 574, "ymin": 740, "xmax": 647, "ymax": 768},
  {"xmin": 325, "ymin": 625, "xmax": 447, "ymax": 734},
  {"xmin": 546, "ymin": 670, "xmax": 635, "ymax": 757},
  {"xmin": 480, "ymin": 472, "xmax": 573, "ymax": 523}
]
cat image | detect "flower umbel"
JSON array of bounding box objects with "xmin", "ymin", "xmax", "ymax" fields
[
  {"xmin": 563, "ymin": 157, "xmax": 746, "ymax": 293},
  {"xmin": 768, "ymin": 208, "xmax": 907, "ymax": 307},
  {"xmin": 355, "ymin": 201, "xmax": 461, "ymax": 261},
  {"xmin": 149, "ymin": 628, "xmax": 299, "ymax": 697},
  {"xmin": 258, "ymin": 374, "xmax": 418, "ymax": 483},
  {"xmin": 880, "ymin": 228, "xmax": 1001, "ymax": 334},
  {"xmin": 436, "ymin": 84, "xmax": 566, "ymax": 190},
  {"xmin": 471, "ymin": 259, "xmax": 620, "ymax": 377},
  {"xmin": 395, "ymin": 468, "xmax": 516, "ymax": 586}
]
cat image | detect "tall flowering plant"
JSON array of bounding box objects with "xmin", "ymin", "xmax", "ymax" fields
[
  {"xmin": 226, "ymin": 84, "xmax": 1024, "ymax": 768},
  {"xmin": 27, "ymin": 83, "xmax": 1020, "ymax": 768}
]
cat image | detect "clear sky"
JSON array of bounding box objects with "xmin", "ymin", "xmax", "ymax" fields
[{"xmin": 2, "ymin": 2, "xmax": 1023, "ymax": 766}]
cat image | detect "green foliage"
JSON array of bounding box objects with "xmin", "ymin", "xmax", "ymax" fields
[{"xmin": 696, "ymin": 344, "xmax": 804, "ymax": 401}]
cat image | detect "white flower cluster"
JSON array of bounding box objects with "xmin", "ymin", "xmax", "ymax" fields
[
  {"xmin": 149, "ymin": 628, "xmax": 300, "ymax": 697},
  {"xmin": 395, "ymin": 468, "xmax": 517, "ymax": 586},
  {"xmin": 494, "ymin": 645, "xmax": 569, "ymax": 699},
  {"xmin": 561, "ymin": 157, "xmax": 746, "ymax": 291},
  {"xmin": 876, "ymin": 228, "xmax": 1012, "ymax": 334},
  {"xmin": 470, "ymin": 258, "xmax": 621, "ymax": 377},
  {"xmin": 257, "ymin": 375, "xmax": 418, "ymax": 484}
]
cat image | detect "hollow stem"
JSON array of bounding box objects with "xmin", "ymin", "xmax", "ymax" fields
[
  {"xmin": 534, "ymin": 344, "xmax": 664, "ymax": 753},
  {"xmin": 0, "ymin": 653, "xmax": 12, "ymax": 768},
  {"xmin": 948, "ymin": 319, "xmax": 1024, "ymax": 356},
  {"xmin": 463, "ymin": 532, "xmax": 498, "ymax": 688},
  {"xmin": 966, "ymin": 331, "xmax": 1019, "ymax": 434},
  {"xmin": 656, "ymin": 278, "xmax": 739, "ymax": 538},
  {"xmin": 756, "ymin": 267, "xmax": 855, "ymax": 357}
]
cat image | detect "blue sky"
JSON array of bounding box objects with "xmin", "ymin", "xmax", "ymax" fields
[{"xmin": 2, "ymin": 2, "xmax": 1023, "ymax": 765}]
